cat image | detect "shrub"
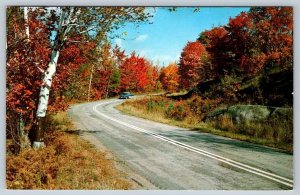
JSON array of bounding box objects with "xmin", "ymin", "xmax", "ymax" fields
[
  {"xmin": 210, "ymin": 108, "xmax": 293, "ymax": 145},
  {"xmin": 165, "ymin": 100, "xmax": 190, "ymax": 121},
  {"xmin": 187, "ymin": 96, "xmax": 221, "ymax": 120}
]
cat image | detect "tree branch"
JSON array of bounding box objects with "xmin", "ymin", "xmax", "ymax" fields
[{"xmin": 78, "ymin": 25, "xmax": 98, "ymax": 34}]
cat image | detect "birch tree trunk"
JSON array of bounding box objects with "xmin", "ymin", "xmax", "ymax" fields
[
  {"xmin": 87, "ymin": 63, "xmax": 94, "ymax": 102},
  {"xmin": 32, "ymin": 50, "xmax": 59, "ymax": 149},
  {"xmin": 30, "ymin": 7, "xmax": 149, "ymax": 149},
  {"xmin": 24, "ymin": 7, "xmax": 30, "ymax": 40},
  {"xmin": 32, "ymin": 7, "xmax": 74, "ymax": 149},
  {"xmin": 17, "ymin": 7, "xmax": 31, "ymax": 150}
]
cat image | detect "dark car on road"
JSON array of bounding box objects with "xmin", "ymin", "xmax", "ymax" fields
[{"xmin": 119, "ymin": 92, "xmax": 134, "ymax": 99}]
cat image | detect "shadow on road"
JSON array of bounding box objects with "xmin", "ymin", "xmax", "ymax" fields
[
  {"xmin": 159, "ymin": 128, "xmax": 291, "ymax": 154},
  {"xmin": 64, "ymin": 129, "xmax": 102, "ymax": 135}
]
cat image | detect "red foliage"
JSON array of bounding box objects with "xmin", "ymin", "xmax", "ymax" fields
[
  {"xmin": 119, "ymin": 53, "xmax": 152, "ymax": 92},
  {"xmin": 6, "ymin": 8, "xmax": 97, "ymax": 134},
  {"xmin": 200, "ymin": 27, "xmax": 229, "ymax": 76},
  {"xmin": 147, "ymin": 65, "xmax": 161, "ymax": 92},
  {"xmin": 248, "ymin": 7, "xmax": 293, "ymax": 73},
  {"xmin": 179, "ymin": 41, "xmax": 207, "ymax": 89},
  {"xmin": 6, "ymin": 8, "xmax": 51, "ymax": 132}
]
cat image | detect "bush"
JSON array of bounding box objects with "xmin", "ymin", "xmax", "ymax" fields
[
  {"xmin": 146, "ymin": 97, "xmax": 167, "ymax": 112},
  {"xmin": 209, "ymin": 107, "xmax": 293, "ymax": 144},
  {"xmin": 187, "ymin": 96, "xmax": 221, "ymax": 120},
  {"xmin": 165, "ymin": 100, "xmax": 190, "ymax": 121}
]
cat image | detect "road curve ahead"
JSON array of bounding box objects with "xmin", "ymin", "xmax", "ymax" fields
[{"xmin": 68, "ymin": 99, "xmax": 293, "ymax": 190}]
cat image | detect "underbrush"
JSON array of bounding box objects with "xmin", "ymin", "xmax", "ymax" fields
[
  {"xmin": 209, "ymin": 113, "xmax": 293, "ymax": 151},
  {"xmin": 6, "ymin": 112, "xmax": 131, "ymax": 189},
  {"xmin": 116, "ymin": 96, "xmax": 293, "ymax": 152},
  {"xmin": 123, "ymin": 96, "xmax": 220, "ymax": 123}
]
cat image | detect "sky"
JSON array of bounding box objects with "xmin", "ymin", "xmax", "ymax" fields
[{"xmin": 112, "ymin": 7, "xmax": 250, "ymax": 66}]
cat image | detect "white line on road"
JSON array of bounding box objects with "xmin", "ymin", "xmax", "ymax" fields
[{"xmin": 93, "ymin": 100, "xmax": 293, "ymax": 188}]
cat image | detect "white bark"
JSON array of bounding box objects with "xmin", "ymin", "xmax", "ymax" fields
[
  {"xmin": 32, "ymin": 8, "xmax": 77, "ymax": 149},
  {"xmin": 32, "ymin": 141, "xmax": 45, "ymax": 149},
  {"xmin": 24, "ymin": 7, "xmax": 30, "ymax": 39},
  {"xmin": 36, "ymin": 50, "xmax": 59, "ymax": 117},
  {"xmin": 36, "ymin": 7, "xmax": 74, "ymax": 118}
]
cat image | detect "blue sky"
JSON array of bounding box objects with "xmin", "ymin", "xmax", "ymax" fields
[{"xmin": 113, "ymin": 7, "xmax": 250, "ymax": 66}]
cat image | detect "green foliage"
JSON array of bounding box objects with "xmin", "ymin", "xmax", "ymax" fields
[{"xmin": 165, "ymin": 101, "xmax": 190, "ymax": 121}]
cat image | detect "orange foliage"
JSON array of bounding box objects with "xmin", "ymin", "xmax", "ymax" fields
[{"xmin": 159, "ymin": 63, "xmax": 179, "ymax": 92}]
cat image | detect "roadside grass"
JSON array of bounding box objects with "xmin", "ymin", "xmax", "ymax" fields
[
  {"xmin": 115, "ymin": 97, "xmax": 292, "ymax": 153},
  {"xmin": 6, "ymin": 112, "xmax": 131, "ymax": 190},
  {"xmin": 165, "ymin": 90, "xmax": 188, "ymax": 97}
]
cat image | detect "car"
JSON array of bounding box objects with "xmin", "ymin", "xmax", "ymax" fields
[{"xmin": 119, "ymin": 92, "xmax": 134, "ymax": 99}]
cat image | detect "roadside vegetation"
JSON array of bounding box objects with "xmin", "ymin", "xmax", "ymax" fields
[
  {"xmin": 116, "ymin": 96, "xmax": 293, "ymax": 153},
  {"xmin": 6, "ymin": 112, "xmax": 132, "ymax": 189}
]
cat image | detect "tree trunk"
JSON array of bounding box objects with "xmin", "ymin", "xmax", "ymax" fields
[
  {"xmin": 32, "ymin": 50, "xmax": 59, "ymax": 149},
  {"xmin": 105, "ymin": 77, "xmax": 110, "ymax": 99},
  {"xmin": 24, "ymin": 7, "xmax": 30, "ymax": 40},
  {"xmin": 87, "ymin": 63, "xmax": 94, "ymax": 102},
  {"xmin": 19, "ymin": 112, "xmax": 31, "ymax": 150},
  {"xmin": 31, "ymin": 7, "xmax": 75, "ymax": 149}
]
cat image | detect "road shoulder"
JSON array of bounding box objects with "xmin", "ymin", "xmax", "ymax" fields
[{"xmin": 71, "ymin": 119, "xmax": 158, "ymax": 190}]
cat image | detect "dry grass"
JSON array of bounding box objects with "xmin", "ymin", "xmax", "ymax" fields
[
  {"xmin": 116, "ymin": 97, "xmax": 292, "ymax": 153},
  {"xmin": 6, "ymin": 112, "xmax": 131, "ymax": 190},
  {"xmin": 208, "ymin": 114, "xmax": 293, "ymax": 152}
]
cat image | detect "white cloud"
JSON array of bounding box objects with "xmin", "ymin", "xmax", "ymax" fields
[{"xmin": 135, "ymin": 34, "xmax": 148, "ymax": 42}]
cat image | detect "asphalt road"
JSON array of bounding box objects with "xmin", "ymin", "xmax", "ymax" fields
[{"xmin": 68, "ymin": 98, "xmax": 293, "ymax": 190}]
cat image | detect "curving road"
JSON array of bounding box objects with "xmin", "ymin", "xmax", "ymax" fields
[{"xmin": 68, "ymin": 98, "xmax": 293, "ymax": 190}]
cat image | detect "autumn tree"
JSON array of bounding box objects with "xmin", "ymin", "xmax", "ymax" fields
[
  {"xmin": 119, "ymin": 52, "xmax": 151, "ymax": 92},
  {"xmin": 178, "ymin": 41, "xmax": 207, "ymax": 90},
  {"xmin": 146, "ymin": 65, "xmax": 161, "ymax": 92},
  {"xmin": 199, "ymin": 27, "xmax": 229, "ymax": 77},
  {"xmin": 198, "ymin": 7, "xmax": 292, "ymax": 105},
  {"xmin": 159, "ymin": 63, "xmax": 179, "ymax": 93},
  {"xmin": 248, "ymin": 7, "xmax": 293, "ymax": 105},
  {"xmin": 6, "ymin": 7, "xmax": 52, "ymax": 151},
  {"xmin": 91, "ymin": 43, "xmax": 121, "ymax": 99},
  {"xmin": 248, "ymin": 7, "xmax": 293, "ymax": 74},
  {"xmin": 52, "ymin": 35, "xmax": 96, "ymax": 106},
  {"xmin": 6, "ymin": 6, "xmax": 152, "ymax": 149}
]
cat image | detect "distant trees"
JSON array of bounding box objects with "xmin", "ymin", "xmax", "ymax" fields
[
  {"xmin": 119, "ymin": 52, "xmax": 161, "ymax": 92},
  {"xmin": 160, "ymin": 63, "xmax": 179, "ymax": 92}
]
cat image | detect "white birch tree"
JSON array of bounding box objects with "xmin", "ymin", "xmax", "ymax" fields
[{"xmin": 32, "ymin": 7, "xmax": 152, "ymax": 148}]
